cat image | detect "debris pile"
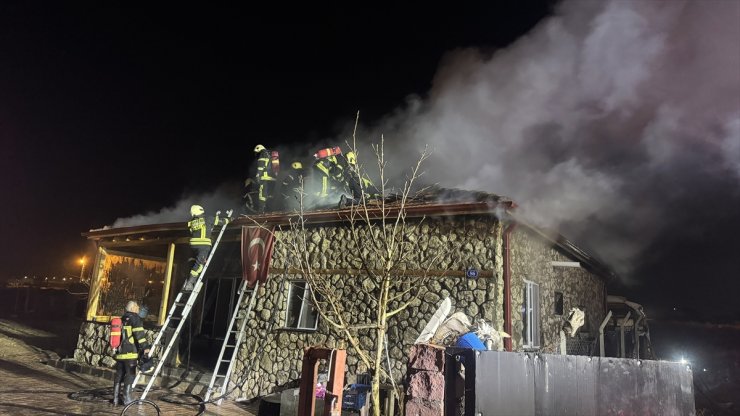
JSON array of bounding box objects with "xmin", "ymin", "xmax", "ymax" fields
[{"xmin": 415, "ymin": 297, "xmax": 510, "ymax": 351}]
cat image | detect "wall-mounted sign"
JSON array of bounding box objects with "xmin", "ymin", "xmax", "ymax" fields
[{"xmin": 466, "ymin": 267, "xmax": 479, "ymax": 279}]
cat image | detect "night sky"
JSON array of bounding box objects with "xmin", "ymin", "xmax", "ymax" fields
[
  {"xmin": 0, "ymin": 2, "xmax": 555, "ymax": 278},
  {"xmin": 2, "ymin": 1, "xmax": 739, "ymax": 324}
]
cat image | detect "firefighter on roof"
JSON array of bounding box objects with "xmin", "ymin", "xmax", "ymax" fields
[
  {"xmin": 281, "ymin": 161, "xmax": 306, "ymax": 210},
  {"xmin": 253, "ymin": 144, "xmax": 279, "ymax": 212},
  {"xmin": 345, "ymin": 151, "xmax": 381, "ymax": 202},
  {"xmin": 113, "ymin": 301, "xmax": 150, "ymax": 406},
  {"xmin": 311, "ymin": 146, "xmax": 345, "ymax": 202},
  {"xmin": 184, "ymin": 204, "xmax": 228, "ymax": 292}
]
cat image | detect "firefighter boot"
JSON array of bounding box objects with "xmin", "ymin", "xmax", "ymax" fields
[
  {"xmin": 112, "ymin": 383, "xmax": 121, "ymax": 406},
  {"xmin": 123, "ymin": 383, "xmax": 134, "ymax": 405}
]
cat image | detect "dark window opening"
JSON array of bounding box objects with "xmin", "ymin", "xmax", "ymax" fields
[{"xmin": 554, "ymin": 291, "xmax": 564, "ymax": 315}]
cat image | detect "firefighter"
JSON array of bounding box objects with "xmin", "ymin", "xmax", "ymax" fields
[
  {"xmin": 340, "ymin": 151, "xmax": 381, "ymax": 205},
  {"xmin": 281, "ymin": 161, "xmax": 307, "ymax": 210},
  {"xmin": 113, "ymin": 301, "xmax": 150, "ymax": 406},
  {"xmin": 253, "ymin": 144, "xmax": 279, "ymax": 213},
  {"xmin": 183, "ymin": 205, "xmax": 228, "ymax": 292},
  {"xmin": 311, "ymin": 147, "xmax": 345, "ymax": 203}
]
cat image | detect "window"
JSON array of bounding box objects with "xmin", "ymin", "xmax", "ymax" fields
[
  {"xmin": 93, "ymin": 250, "xmax": 166, "ymax": 324},
  {"xmin": 522, "ymin": 280, "xmax": 540, "ymax": 348},
  {"xmin": 285, "ymin": 281, "xmax": 319, "ymax": 330},
  {"xmin": 554, "ymin": 291, "xmax": 564, "ymax": 316}
]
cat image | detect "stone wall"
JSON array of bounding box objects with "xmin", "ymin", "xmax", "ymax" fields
[
  {"xmin": 231, "ymin": 216, "xmax": 506, "ymax": 400},
  {"xmin": 71, "ymin": 213, "xmax": 610, "ymax": 403},
  {"xmin": 509, "ymin": 226, "xmax": 606, "ymax": 352}
]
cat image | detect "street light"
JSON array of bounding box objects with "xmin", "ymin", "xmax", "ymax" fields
[{"xmin": 79, "ymin": 257, "xmax": 86, "ymax": 281}]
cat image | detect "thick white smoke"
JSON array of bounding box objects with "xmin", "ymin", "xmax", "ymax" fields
[
  {"xmin": 110, "ymin": 182, "xmax": 242, "ymax": 229},
  {"xmin": 107, "ymin": 0, "xmax": 739, "ymax": 284},
  {"xmin": 360, "ymin": 0, "xmax": 740, "ymax": 278}
]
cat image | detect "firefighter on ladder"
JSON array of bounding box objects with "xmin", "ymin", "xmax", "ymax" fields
[
  {"xmin": 254, "ymin": 144, "xmax": 279, "ymax": 213},
  {"xmin": 113, "ymin": 301, "xmax": 150, "ymax": 406},
  {"xmin": 183, "ymin": 204, "xmax": 229, "ymax": 292}
]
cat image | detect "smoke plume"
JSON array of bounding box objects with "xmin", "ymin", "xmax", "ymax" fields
[
  {"xmin": 353, "ymin": 0, "xmax": 740, "ymax": 280},
  {"xmin": 110, "ymin": 182, "xmax": 243, "ymax": 228},
  {"xmin": 110, "ymin": 0, "xmax": 739, "ymax": 290}
]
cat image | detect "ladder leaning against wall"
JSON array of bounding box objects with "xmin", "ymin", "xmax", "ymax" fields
[
  {"xmin": 131, "ymin": 210, "xmax": 233, "ymax": 400},
  {"xmin": 204, "ymin": 279, "xmax": 260, "ymax": 404}
]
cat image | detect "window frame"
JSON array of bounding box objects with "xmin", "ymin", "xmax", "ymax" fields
[
  {"xmin": 284, "ymin": 280, "xmax": 319, "ymax": 331},
  {"xmin": 522, "ymin": 279, "xmax": 541, "ymax": 349}
]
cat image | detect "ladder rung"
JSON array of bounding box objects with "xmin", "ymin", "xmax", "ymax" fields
[
  {"xmin": 220, "ymin": 359, "xmax": 230, "ymax": 362},
  {"xmin": 225, "ymin": 344, "xmax": 236, "ymax": 348}
]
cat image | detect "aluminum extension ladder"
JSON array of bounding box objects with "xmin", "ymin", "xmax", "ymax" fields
[
  {"xmin": 132, "ymin": 210, "xmax": 233, "ymax": 400},
  {"xmin": 204, "ymin": 279, "xmax": 260, "ymax": 404}
]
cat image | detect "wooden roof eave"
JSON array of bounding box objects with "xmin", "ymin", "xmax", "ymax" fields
[
  {"xmin": 82, "ymin": 222, "xmax": 188, "ymax": 240},
  {"xmin": 81, "ymin": 201, "xmax": 513, "ymax": 243},
  {"xmin": 232, "ymin": 200, "xmax": 514, "ymax": 228}
]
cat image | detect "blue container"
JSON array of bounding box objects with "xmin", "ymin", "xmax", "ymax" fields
[
  {"xmin": 342, "ymin": 384, "xmax": 371, "ymax": 410},
  {"xmin": 456, "ymin": 332, "xmax": 486, "ymax": 350}
]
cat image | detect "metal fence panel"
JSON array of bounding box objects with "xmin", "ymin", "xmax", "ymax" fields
[
  {"xmin": 475, "ymin": 351, "xmax": 535, "ymax": 416},
  {"xmin": 472, "ymin": 351, "xmax": 694, "ymax": 416},
  {"xmin": 533, "ymin": 354, "xmax": 597, "ymax": 416}
]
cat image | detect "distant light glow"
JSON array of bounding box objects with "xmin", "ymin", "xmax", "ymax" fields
[{"xmin": 679, "ymin": 356, "xmax": 689, "ymax": 365}]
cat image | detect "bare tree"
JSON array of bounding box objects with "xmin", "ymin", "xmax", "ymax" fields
[{"xmin": 280, "ymin": 117, "xmax": 444, "ymax": 416}]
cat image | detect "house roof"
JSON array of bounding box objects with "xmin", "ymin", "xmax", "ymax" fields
[
  {"xmin": 82, "ymin": 188, "xmax": 616, "ymax": 281},
  {"xmin": 84, "ymin": 187, "xmax": 515, "ymax": 239}
]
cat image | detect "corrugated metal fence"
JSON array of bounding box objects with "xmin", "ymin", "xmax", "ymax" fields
[{"xmin": 445, "ymin": 349, "xmax": 695, "ymax": 416}]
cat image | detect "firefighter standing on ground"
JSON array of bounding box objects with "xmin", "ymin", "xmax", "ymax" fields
[
  {"xmin": 113, "ymin": 301, "xmax": 150, "ymax": 406},
  {"xmin": 184, "ymin": 204, "xmax": 228, "ymax": 292},
  {"xmin": 254, "ymin": 144, "xmax": 279, "ymax": 212}
]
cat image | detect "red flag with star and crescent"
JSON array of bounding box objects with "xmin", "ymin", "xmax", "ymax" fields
[{"xmin": 241, "ymin": 226, "xmax": 275, "ymax": 287}]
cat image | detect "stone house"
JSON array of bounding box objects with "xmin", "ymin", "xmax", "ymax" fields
[{"xmin": 75, "ymin": 191, "xmax": 613, "ymax": 400}]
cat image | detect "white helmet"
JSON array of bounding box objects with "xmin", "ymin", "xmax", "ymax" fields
[
  {"xmin": 190, "ymin": 205, "xmax": 204, "ymax": 216},
  {"xmin": 254, "ymin": 144, "xmax": 266, "ymax": 153}
]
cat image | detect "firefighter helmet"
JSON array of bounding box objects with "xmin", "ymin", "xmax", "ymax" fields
[
  {"xmin": 190, "ymin": 204, "xmax": 204, "ymax": 216},
  {"xmin": 254, "ymin": 144, "xmax": 266, "ymax": 153},
  {"xmin": 291, "ymin": 162, "xmax": 303, "ymax": 170},
  {"xmin": 346, "ymin": 151, "xmax": 357, "ymax": 165}
]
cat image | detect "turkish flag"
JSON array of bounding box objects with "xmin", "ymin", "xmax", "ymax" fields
[{"xmin": 241, "ymin": 226, "xmax": 275, "ymax": 286}]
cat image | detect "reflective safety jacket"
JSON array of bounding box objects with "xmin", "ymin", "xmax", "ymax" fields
[
  {"xmin": 312, "ymin": 156, "xmax": 345, "ymax": 197},
  {"xmin": 114, "ymin": 311, "xmax": 150, "ymax": 361},
  {"xmin": 256, "ymin": 149, "xmax": 277, "ymax": 182},
  {"xmin": 188, "ymin": 214, "xmax": 227, "ymax": 246}
]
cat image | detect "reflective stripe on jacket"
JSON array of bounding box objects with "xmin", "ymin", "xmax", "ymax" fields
[
  {"xmin": 256, "ymin": 150, "xmax": 277, "ymax": 181},
  {"xmin": 188, "ymin": 216, "xmax": 210, "ymax": 246},
  {"xmin": 114, "ymin": 311, "xmax": 149, "ymax": 361}
]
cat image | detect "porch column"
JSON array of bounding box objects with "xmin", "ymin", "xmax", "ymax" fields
[{"xmin": 158, "ymin": 242, "xmax": 176, "ymax": 326}]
